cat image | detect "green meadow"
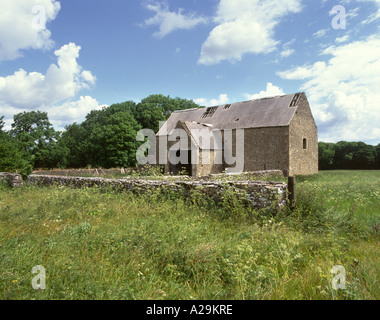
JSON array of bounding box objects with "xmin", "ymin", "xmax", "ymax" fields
[{"xmin": 0, "ymin": 171, "xmax": 379, "ymax": 300}]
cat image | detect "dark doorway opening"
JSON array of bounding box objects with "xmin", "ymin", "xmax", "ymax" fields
[{"xmin": 169, "ymin": 150, "xmax": 192, "ymax": 176}]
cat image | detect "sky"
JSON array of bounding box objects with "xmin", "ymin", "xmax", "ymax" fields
[{"xmin": 0, "ymin": 0, "xmax": 380, "ymax": 145}]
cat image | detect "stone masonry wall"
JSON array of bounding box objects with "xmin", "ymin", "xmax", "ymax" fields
[
  {"xmin": 288, "ymin": 93, "xmax": 318, "ymax": 176},
  {"xmin": 0, "ymin": 173, "xmax": 23, "ymax": 187},
  {"xmin": 27, "ymin": 174, "xmax": 287, "ymax": 210}
]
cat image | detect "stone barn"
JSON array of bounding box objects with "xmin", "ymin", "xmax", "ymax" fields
[{"xmin": 156, "ymin": 92, "xmax": 318, "ymax": 177}]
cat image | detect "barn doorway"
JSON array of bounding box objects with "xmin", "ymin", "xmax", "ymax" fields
[{"xmin": 169, "ymin": 150, "xmax": 192, "ymax": 176}]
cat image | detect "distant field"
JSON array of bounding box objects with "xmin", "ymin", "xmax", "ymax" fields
[{"xmin": 0, "ymin": 170, "xmax": 379, "ymax": 300}]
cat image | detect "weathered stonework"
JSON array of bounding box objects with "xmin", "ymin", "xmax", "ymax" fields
[
  {"xmin": 0, "ymin": 173, "xmax": 23, "ymax": 187},
  {"xmin": 27, "ymin": 174, "xmax": 287, "ymax": 210},
  {"xmin": 288, "ymin": 93, "xmax": 318, "ymax": 176},
  {"xmin": 243, "ymin": 127, "xmax": 289, "ymax": 173}
]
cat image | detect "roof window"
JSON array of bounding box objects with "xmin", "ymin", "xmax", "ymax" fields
[
  {"xmin": 290, "ymin": 93, "xmax": 301, "ymax": 107},
  {"xmin": 201, "ymin": 106, "xmax": 218, "ymax": 119}
]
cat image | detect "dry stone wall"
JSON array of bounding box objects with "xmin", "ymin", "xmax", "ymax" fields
[
  {"xmin": 27, "ymin": 174, "xmax": 287, "ymax": 210},
  {"xmin": 0, "ymin": 173, "xmax": 23, "ymax": 187}
]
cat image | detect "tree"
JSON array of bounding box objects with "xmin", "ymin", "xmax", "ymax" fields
[
  {"xmin": 0, "ymin": 133, "xmax": 33, "ymax": 178},
  {"xmin": 82, "ymin": 103, "xmax": 142, "ymax": 168},
  {"xmin": 10, "ymin": 111, "xmax": 59, "ymax": 168},
  {"xmin": 319, "ymin": 140, "xmax": 378, "ymax": 170},
  {"xmin": 60, "ymin": 123, "xmax": 88, "ymax": 168},
  {"xmin": 352, "ymin": 142, "xmax": 376, "ymax": 169},
  {"xmin": 318, "ymin": 142, "xmax": 335, "ymax": 170},
  {"xmin": 132, "ymin": 94, "xmax": 200, "ymax": 132},
  {"xmin": 333, "ymin": 141, "xmax": 356, "ymax": 169},
  {"xmin": 376, "ymin": 143, "xmax": 380, "ymax": 169}
]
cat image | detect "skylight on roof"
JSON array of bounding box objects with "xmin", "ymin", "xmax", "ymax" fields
[
  {"xmin": 290, "ymin": 93, "xmax": 301, "ymax": 107},
  {"xmin": 201, "ymin": 106, "xmax": 218, "ymax": 119}
]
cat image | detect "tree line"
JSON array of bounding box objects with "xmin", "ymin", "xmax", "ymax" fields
[
  {"xmin": 319, "ymin": 141, "xmax": 380, "ymax": 170},
  {"xmin": 0, "ymin": 94, "xmax": 199, "ymax": 177}
]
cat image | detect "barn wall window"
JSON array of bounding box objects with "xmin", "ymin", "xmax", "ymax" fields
[{"xmin": 303, "ymin": 138, "xmax": 307, "ymax": 150}]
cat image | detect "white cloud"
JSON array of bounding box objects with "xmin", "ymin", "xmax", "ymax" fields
[
  {"xmin": 144, "ymin": 2, "xmax": 207, "ymax": 38},
  {"xmin": 280, "ymin": 48, "xmax": 295, "ymax": 58},
  {"xmin": 244, "ymin": 83, "xmax": 285, "ymax": 100},
  {"xmin": 194, "ymin": 94, "xmax": 229, "ymax": 107},
  {"xmin": 0, "ymin": 43, "xmax": 99, "ymax": 131},
  {"xmin": 198, "ymin": 0, "xmax": 302, "ymax": 65},
  {"xmin": 1, "ymin": 96, "xmax": 105, "ymax": 132},
  {"xmin": 0, "ymin": 43, "xmax": 96, "ymax": 109},
  {"xmin": 335, "ymin": 34, "xmax": 350, "ymax": 43},
  {"xmin": 278, "ymin": 35, "xmax": 380, "ymax": 144},
  {"xmin": 44, "ymin": 96, "xmax": 106, "ymax": 131},
  {"xmin": 313, "ymin": 28, "xmax": 328, "ymax": 39},
  {"xmin": 0, "ymin": 0, "xmax": 61, "ymax": 61},
  {"xmin": 279, "ymin": 39, "xmax": 295, "ymax": 58}
]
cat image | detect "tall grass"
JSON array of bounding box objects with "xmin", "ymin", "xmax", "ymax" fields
[{"xmin": 0, "ymin": 171, "xmax": 379, "ymax": 300}]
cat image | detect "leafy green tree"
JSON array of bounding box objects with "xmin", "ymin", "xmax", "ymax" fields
[
  {"xmin": 60, "ymin": 123, "xmax": 88, "ymax": 168},
  {"xmin": 352, "ymin": 142, "xmax": 376, "ymax": 169},
  {"xmin": 10, "ymin": 111, "xmax": 59, "ymax": 168},
  {"xmin": 82, "ymin": 103, "xmax": 142, "ymax": 168},
  {"xmin": 320, "ymin": 140, "xmax": 378, "ymax": 170},
  {"xmin": 376, "ymin": 143, "xmax": 380, "ymax": 169},
  {"xmin": 318, "ymin": 142, "xmax": 335, "ymax": 170},
  {"xmin": 0, "ymin": 133, "xmax": 33, "ymax": 178},
  {"xmin": 333, "ymin": 141, "xmax": 356, "ymax": 169},
  {"xmin": 132, "ymin": 94, "xmax": 200, "ymax": 132}
]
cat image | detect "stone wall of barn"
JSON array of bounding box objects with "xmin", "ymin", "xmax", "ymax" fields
[
  {"xmin": 288, "ymin": 93, "xmax": 319, "ymax": 176},
  {"xmin": 243, "ymin": 126, "xmax": 290, "ymax": 173}
]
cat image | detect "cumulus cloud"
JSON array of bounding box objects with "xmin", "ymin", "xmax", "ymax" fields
[
  {"xmin": 0, "ymin": 43, "xmax": 96, "ymax": 109},
  {"xmin": 198, "ymin": 0, "xmax": 302, "ymax": 65},
  {"xmin": 244, "ymin": 83, "xmax": 285, "ymax": 100},
  {"xmin": 43, "ymin": 96, "xmax": 106, "ymax": 130},
  {"xmin": 193, "ymin": 94, "xmax": 229, "ymax": 107},
  {"xmin": 0, "ymin": 43, "xmax": 99, "ymax": 131},
  {"xmin": 143, "ymin": 2, "xmax": 207, "ymax": 38},
  {"xmin": 278, "ymin": 35, "xmax": 380, "ymax": 144},
  {"xmin": 1, "ymin": 96, "xmax": 105, "ymax": 132},
  {"xmin": 0, "ymin": 0, "xmax": 61, "ymax": 61}
]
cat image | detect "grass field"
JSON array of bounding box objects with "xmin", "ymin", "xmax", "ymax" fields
[{"xmin": 0, "ymin": 170, "xmax": 379, "ymax": 300}]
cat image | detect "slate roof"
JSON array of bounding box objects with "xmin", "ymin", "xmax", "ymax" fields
[{"xmin": 157, "ymin": 93, "xmax": 302, "ymax": 136}]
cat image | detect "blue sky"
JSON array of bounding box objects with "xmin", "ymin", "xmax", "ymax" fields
[{"xmin": 0, "ymin": 0, "xmax": 380, "ymax": 144}]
